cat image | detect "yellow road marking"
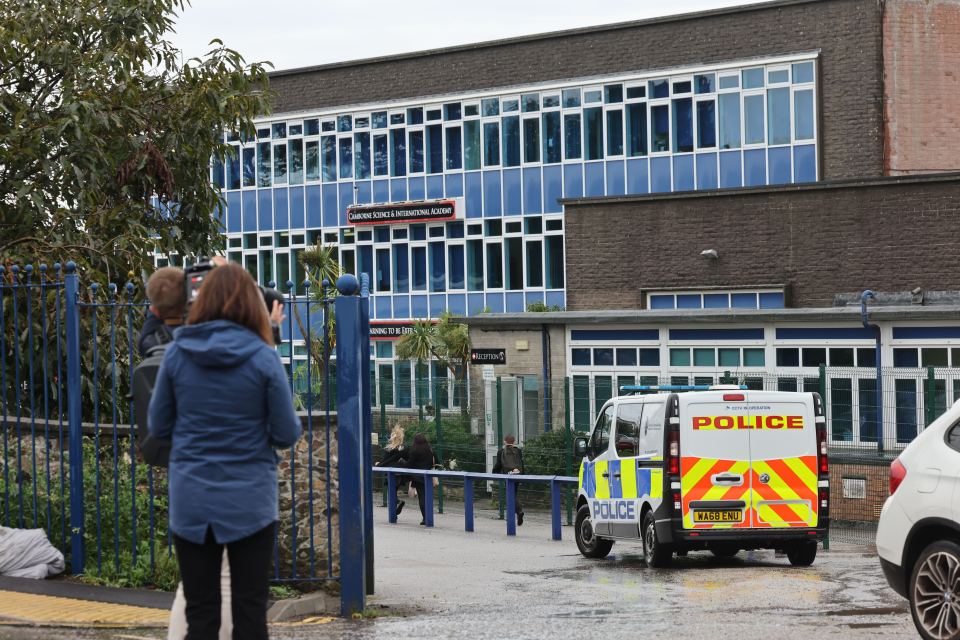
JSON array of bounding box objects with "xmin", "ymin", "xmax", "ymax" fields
[{"xmin": 0, "ymin": 590, "xmax": 169, "ymax": 627}]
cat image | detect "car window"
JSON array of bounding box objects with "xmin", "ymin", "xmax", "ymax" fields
[
  {"xmin": 588, "ymin": 404, "xmax": 613, "ymax": 459},
  {"xmin": 641, "ymin": 401, "xmax": 666, "ymax": 456},
  {"xmin": 615, "ymin": 403, "xmax": 643, "ymax": 458},
  {"xmin": 947, "ymin": 422, "xmax": 960, "ymax": 453}
]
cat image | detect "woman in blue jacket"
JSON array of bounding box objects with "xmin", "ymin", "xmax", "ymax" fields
[{"xmin": 149, "ymin": 263, "xmax": 301, "ymax": 640}]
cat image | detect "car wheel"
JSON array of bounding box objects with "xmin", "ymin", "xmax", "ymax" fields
[
  {"xmin": 642, "ymin": 511, "xmax": 672, "ymax": 568},
  {"xmin": 909, "ymin": 540, "xmax": 960, "ymax": 640},
  {"xmin": 710, "ymin": 545, "xmax": 740, "ymax": 559},
  {"xmin": 574, "ymin": 504, "xmax": 613, "ymax": 559},
  {"xmin": 787, "ymin": 541, "xmax": 818, "ymax": 567}
]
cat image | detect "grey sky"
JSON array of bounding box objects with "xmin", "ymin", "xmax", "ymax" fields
[{"xmin": 170, "ymin": 0, "xmax": 763, "ymax": 72}]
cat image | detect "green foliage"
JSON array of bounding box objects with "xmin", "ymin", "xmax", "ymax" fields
[
  {"xmin": 526, "ymin": 301, "xmax": 564, "ymax": 312},
  {"xmin": 269, "ymin": 584, "xmax": 301, "ymax": 601}
]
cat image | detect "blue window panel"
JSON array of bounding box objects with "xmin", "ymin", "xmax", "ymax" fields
[
  {"xmin": 672, "ymin": 155, "xmax": 695, "ymax": 191},
  {"xmin": 696, "ymin": 153, "xmax": 718, "ymax": 190},
  {"xmin": 649, "ymin": 294, "xmax": 674, "ymax": 309},
  {"xmin": 677, "ymin": 294, "xmax": 701, "ymax": 309},
  {"xmin": 390, "ymin": 178, "xmax": 407, "ymax": 202},
  {"xmin": 719, "ymin": 151, "xmax": 742, "ymax": 188},
  {"xmin": 445, "ymin": 173, "xmax": 464, "ymax": 198},
  {"xmin": 429, "ymin": 294, "xmax": 447, "ymax": 317},
  {"xmin": 506, "ymin": 292, "xmax": 525, "ymax": 313},
  {"xmin": 447, "ymin": 294, "xmax": 466, "ymax": 315},
  {"xmin": 465, "ymin": 172, "xmax": 483, "ymax": 218},
  {"xmin": 375, "ymin": 296, "xmax": 392, "ymax": 319},
  {"xmin": 731, "ymin": 293, "xmax": 758, "ymax": 308},
  {"xmin": 485, "ymin": 293, "xmax": 505, "ymax": 313},
  {"xmin": 502, "ymin": 168, "xmax": 522, "ymax": 215},
  {"xmin": 305, "ymin": 185, "xmax": 320, "ymax": 228},
  {"xmin": 468, "ymin": 293, "xmax": 485, "ymax": 315},
  {"xmin": 777, "ymin": 327, "xmax": 876, "ymax": 340},
  {"xmin": 794, "ymin": 145, "xmax": 816, "ymax": 183},
  {"xmin": 703, "ymin": 293, "xmax": 728, "ymax": 308},
  {"xmin": 393, "ymin": 295, "xmax": 410, "ymax": 319},
  {"xmin": 289, "ymin": 186, "xmax": 305, "ymax": 229},
  {"xmin": 606, "ymin": 161, "xmax": 625, "ymax": 196},
  {"xmin": 408, "ymin": 176, "xmax": 425, "ymax": 200},
  {"xmin": 522, "ymin": 167, "xmax": 542, "ymax": 214},
  {"xmin": 410, "ymin": 295, "xmax": 428, "ymax": 318},
  {"xmin": 670, "ymin": 328, "xmax": 764, "ymax": 341},
  {"xmin": 373, "ymin": 180, "xmax": 389, "ymax": 203},
  {"xmin": 337, "ymin": 182, "xmax": 354, "ymax": 226},
  {"xmin": 744, "ymin": 149, "xmax": 766, "ymax": 187},
  {"xmin": 563, "ymin": 163, "xmax": 583, "ymax": 198},
  {"xmin": 894, "ymin": 349, "xmax": 919, "ymax": 368},
  {"xmin": 429, "ymin": 242, "xmax": 446, "ymax": 292},
  {"xmin": 759, "ymin": 292, "xmax": 785, "ymax": 308},
  {"xmin": 242, "ymin": 191, "xmax": 257, "ymax": 232},
  {"xmin": 650, "ymin": 157, "xmax": 671, "ymax": 193},
  {"xmin": 321, "ymin": 184, "xmax": 338, "ymax": 227},
  {"xmin": 768, "ymin": 147, "xmax": 792, "ymax": 185},
  {"xmin": 483, "ymin": 171, "xmax": 502, "ymax": 216},
  {"xmin": 355, "ymin": 180, "xmax": 371, "ymax": 205},
  {"xmin": 427, "ymin": 175, "xmax": 444, "ymax": 199},
  {"xmin": 626, "ymin": 158, "xmax": 649, "ymax": 194},
  {"xmin": 584, "ymin": 162, "xmax": 604, "ymax": 197},
  {"xmin": 525, "ymin": 291, "xmax": 545, "ymax": 307},
  {"xmin": 358, "ymin": 245, "xmax": 373, "ymax": 288},
  {"xmin": 572, "ymin": 349, "xmax": 591, "ymax": 366},
  {"xmin": 273, "ymin": 188, "xmax": 289, "ymax": 230},
  {"xmin": 545, "ymin": 291, "xmax": 565, "ymax": 309},
  {"xmin": 894, "ymin": 327, "xmax": 960, "ymax": 339},
  {"xmin": 570, "ymin": 329, "xmax": 659, "ymax": 341},
  {"xmin": 543, "ymin": 165, "xmax": 563, "ymax": 212},
  {"xmin": 227, "ymin": 191, "xmax": 242, "ymax": 233},
  {"xmin": 257, "ymin": 190, "xmax": 272, "ymax": 231}
]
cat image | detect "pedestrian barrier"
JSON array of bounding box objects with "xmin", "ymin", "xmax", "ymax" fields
[{"xmin": 372, "ymin": 467, "xmax": 577, "ymax": 540}]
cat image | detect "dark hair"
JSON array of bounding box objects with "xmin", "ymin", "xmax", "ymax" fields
[
  {"xmin": 411, "ymin": 432, "xmax": 431, "ymax": 454},
  {"xmin": 146, "ymin": 267, "xmax": 186, "ymax": 320},
  {"xmin": 186, "ymin": 263, "xmax": 272, "ymax": 344}
]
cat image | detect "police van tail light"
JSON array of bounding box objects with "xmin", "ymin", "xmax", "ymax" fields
[
  {"xmin": 819, "ymin": 488, "xmax": 829, "ymax": 511},
  {"xmin": 667, "ymin": 431, "xmax": 680, "ymax": 475},
  {"xmin": 673, "ymin": 491, "xmax": 682, "ymax": 511},
  {"xmin": 816, "ymin": 425, "xmax": 828, "ymax": 475}
]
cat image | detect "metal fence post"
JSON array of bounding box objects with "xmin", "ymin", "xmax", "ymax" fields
[
  {"xmin": 380, "ymin": 400, "xmax": 387, "ymax": 508},
  {"xmin": 434, "ymin": 379, "xmax": 443, "ymax": 515},
  {"xmin": 496, "ymin": 376, "xmax": 504, "ymax": 520},
  {"xmin": 925, "ymin": 366, "xmax": 935, "ymax": 427},
  {"xmin": 359, "ymin": 276, "xmax": 374, "ymax": 597},
  {"xmin": 64, "ymin": 263, "xmax": 84, "ymax": 575},
  {"xmin": 564, "ymin": 377, "xmax": 573, "ymax": 526},
  {"xmin": 818, "ymin": 365, "xmax": 826, "ymax": 418}
]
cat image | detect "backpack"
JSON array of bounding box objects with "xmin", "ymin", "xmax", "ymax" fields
[
  {"xmin": 501, "ymin": 445, "xmax": 522, "ymax": 473},
  {"xmin": 132, "ymin": 345, "xmax": 171, "ymax": 467}
]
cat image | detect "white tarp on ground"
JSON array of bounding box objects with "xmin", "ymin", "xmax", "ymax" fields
[{"xmin": 0, "ymin": 526, "xmax": 65, "ymax": 578}]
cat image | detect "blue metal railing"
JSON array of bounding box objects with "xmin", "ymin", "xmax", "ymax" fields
[{"xmin": 373, "ymin": 467, "xmax": 578, "ymax": 541}]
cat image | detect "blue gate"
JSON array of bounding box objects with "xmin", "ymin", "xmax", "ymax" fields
[{"xmin": 0, "ymin": 261, "xmax": 372, "ymax": 614}]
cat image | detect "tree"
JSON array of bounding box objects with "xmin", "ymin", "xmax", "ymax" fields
[
  {"xmin": 395, "ymin": 313, "xmax": 471, "ymax": 415},
  {"xmin": 291, "ymin": 244, "xmax": 341, "ymax": 410}
]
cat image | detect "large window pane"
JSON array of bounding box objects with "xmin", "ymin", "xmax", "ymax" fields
[
  {"xmin": 696, "ymin": 101, "xmax": 716, "ymax": 148},
  {"xmin": 526, "ymin": 240, "xmax": 543, "ymax": 287},
  {"xmin": 794, "ymin": 89, "xmax": 815, "ymax": 140},
  {"xmin": 523, "ymin": 117, "xmax": 540, "ymax": 163},
  {"xmin": 373, "ymin": 134, "xmax": 388, "ymax": 176},
  {"xmin": 305, "ymin": 140, "xmax": 320, "ymax": 181},
  {"xmin": 545, "ymin": 236, "xmax": 564, "ymax": 289},
  {"xmin": 858, "ymin": 378, "xmax": 879, "ymax": 443},
  {"xmin": 767, "ymin": 88, "xmax": 790, "ymax": 145},
  {"xmin": 895, "ymin": 379, "xmax": 918, "ymax": 444},
  {"xmin": 394, "ymin": 361, "xmax": 411, "ymax": 408},
  {"xmin": 288, "ymin": 139, "xmax": 303, "ymax": 184},
  {"xmin": 273, "ymin": 143, "xmax": 287, "ymax": 184},
  {"xmin": 393, "ymin": 243, "xmax": 409, "ymax": 293},
  {"xmin": 338, "ymin": 138, "xmax": 353, "ymax": 179},
  {"xmin": 584, "ymin": 107, "xmax": 603, "ymax": 160},
  {"xmin": 242, "ymin": 147, "xmax": 255, "ymax": 186},
  {"xmin": 719, "ymin": 93, "xmax": 741, "ymax": 149},
  {"xmin": 445, "ymin": 126, "xmax": 462, "ymax": 170},
  {"xmin": 830, "ymin": 378, "xmax": 853, "ymax": 441},
  {"xmin": 227, "ymin": 148, "xmax": 241, "ymax": 189},
  {"xmin": 606, "ymin": 110, "xmax": 623, "ymax": 156},
  {"xmin": 467, "ymin": 239, "xmax": 483, "ymax": 290},
  {"xmin": 505, "ymin": 237, "xmax": 523, "ymax": 290},
  {"xmin": 651, "ymin": 105, "xmax": 669, "ymax": 152},
  {"xmin": 412, "ymin": 246, "xmax": 427, "ymax": 291},
  {"xmin": 408, "ymin": 130, "xmax": 424, "ymax": 173},
  {"xmin": 483, "ymin": 122, "xmax": 500, "ymax": 166},
  {"xmin": 426, "ymin": 125, "xmax": 443, "ymax": 174},
  {"xmin": 463, "ymin": 120, "xmax": 481, "ymax": 170},
  {"xmin": 390, "ymin": 129, "xmax": 406, "ymax": 176},
  {"xmin": 375, "ymin": 248, "xmax": 391, "ymax": 292},
  {"xmin": 448, "ymin": 244, "xmax": 464, "ymax": 289},
  {"xmin": 502, "ymin": 116, "xmax": 520, "ymax": 167},
  {"xmin": 486, "ymin": 243, "xmax": 503, "ymax": 288},
  {"xmin": 354, "ymin": 132, "xmax": 371, "ymax": 179},
  {"xmin": 321, "ymin": 136, "xmax": 336, "ymax": 181},
  {"xmin": 429, "ymin": 241, "xmax": 445, "ymax": 292},
  {"xmin": 564, "ymin": 113, "xmax": 582, "ymax": 160},
  {"xmin": 257, "ymin": 142, "xmax": 271, "ymax": 187},
  {"xmin": 744, "ymin": 94, "xmax": 765, "ymax": 144},
  {"xmin": 672, "ymin": 98, "xmax": 693, "ymax": 153},
  {"xmin": 626, "ymin": 103, "xmax": 647, "ymax": 156},
  {"xmin": 542, "ymin": 111, "xmax": 561, "ymax": 163}
]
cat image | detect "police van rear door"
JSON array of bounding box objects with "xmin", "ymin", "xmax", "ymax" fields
[
  {"xmin": 581, "ymin": 403, "xmax": 614, "ymax": 536},
  {"xmin": 679, "ymin": 391, "xmax": 753, "ymax": 530}
]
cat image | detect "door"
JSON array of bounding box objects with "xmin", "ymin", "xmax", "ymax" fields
[
  {"xmin": 581, "ymin": 403, "xmax": 614, "ymax": 536},
  {"xmin": 608, "ymin": 401, "xmax": 643, "ymax": 538}
]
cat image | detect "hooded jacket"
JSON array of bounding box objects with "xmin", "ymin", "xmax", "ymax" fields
[{"xmin": 148, "ymin": 319, "xmax": 302, "ymax": 544}]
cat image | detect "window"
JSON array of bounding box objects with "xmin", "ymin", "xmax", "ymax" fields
[
  {"xmin": 651, "ymin": 105, "xmax": 669, "ymax": 152},
  {"xmin": 526, "ymin": 240, "xmax": 543, "ymax": 287},
  {"xmin": 486, "ymin": 243, "xmax": 503, "ymax": 288},
  {"xmin": 742, "ymin": 68, "xmax": 764, "ymax": 89},
  {"xmin": 767, "ymin": 88, "xmax": 790, "ymax": 145},
  {"xmin": 542, "ymin": 111, "xmax": 562, "ymax": 163},
  {"xmin": 588, "ymin": 404, "xmax": 613, "ymax": 459},
  {"xmin": 615, "ymin": 403, "xmax": 642, "ymax": 457},
  {"xmin": 626, "ymin": 103, "xmax": 647, "ymax": 156},
  {"xmin": 305, "ymin": 140, "xmax": 320, "ymax": 181},
  {"xmin": 393, "ymin": 244, "xmax": 409, "ymax": 293},
  {"xmin": 505, "ymin": 237, "xmax": 523, "ymax": 290},
  {"xmin": 467, "ymin": 240, "xmax": 483, "ymax": 290},
  {"xmin": 338, "ymin": 138, "xmax": 353, "ymax": 179},
  {"xmin": 390, "ymin": 129, "xmax": 406, "ymax": 176},
  {"xmin": 464, "ymin": 121, "xmax": 481, "ymax": 170},
  {"xmin": 695, "ymin": 74, "xmax": 716, "ymax": 94},
  {"xmin": 616, "ymin": 348, "xmax": 637, "ymax": 366},
  {"xmin": 483, "ymin": 122, "xmax": 500, "ymax": 166},
  {"xmin": 447, "ymin": 245, "xmax": 464, "ymax": 290},
  {"xmin": 354, "ymin": 132, "xmax": 371, "ymax": 179},
  {"xmin": 672, "ymin": 98, "xmax": 693, "ymax": 153},
  {"xmin": 521, "ymin": 93, "xmax": 539, "ymax": 112},
  {"xmin": 744, "ymin": 95, "xmax": 765, "ymax": 144},
  {"xmin": 545, "ymin": 236, "xmax": 564, "ymax": 289},
  {"xmin": 719, "ymin": 93, "xmax": 741, "ymax": 149},
  {"xmin": 947, "ymin": 423, "xmax": 960, "ymax": 453},
  {"xmin": 696, "ymin": 101, "xmax": 716, "ymax": 148},
  {"xmin": 794, "ymin": 89, "xmax": 815, "ymax": 140},
  {"xmin": 649, "ymin": 79, "xmax": 669, "ymax": 99},
  {"xmin": 288, "ymin": 140, "xmax": 303, "ymax": 184},
  {"xmin": 564, "ymin": 113, "xmax": 582, "ymax": 159},
  {"xmin": 502, "ymin": 116, "xmax": 521, "ymax": 167},
  {"xmin": 408, "ymin": 130, "xmax": 424, "ymax": 173},
  {"xmin": 375, "ymin": 248, "xmax": 391, "ymax": 292},
  {"xmin": 584, "ymin": 107, "xmax": 603, "ymax": 160},
  {"xmin": 831, "ymin": 378, "xmax": 853, "ymax": 441},
  {"xmin": 373, "ymin": 134, "xmax": 388, "ymax": 176},
  {"xmin": 412, "ymin": 247, "xmax": 427, "ymax": 291},
  {"xmin": 606, "ymin": 110, "xmax": 623, "ymax": 156},
  {"xmin": 562, "ymin": 88, "xmax": 581, "ymax": 108},
  {"xmin": 426, "ymin": 125, "xmax": 443, "ymax": 173}
]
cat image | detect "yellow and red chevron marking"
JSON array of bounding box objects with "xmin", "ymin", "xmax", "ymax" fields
[{"xmin": 680, "ymin": 457, "xmax": 752, "ymax": 529}]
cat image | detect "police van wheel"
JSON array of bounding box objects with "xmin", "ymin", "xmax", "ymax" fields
[
  {"xmin": 642, "ymin": 512, "xmax": 672, "ymax": 568},
  {"xmin": 575, "ymin": 505, "xmax": 613, "ymax": 559},
  {"xmin": 786, "ymin": 541, "xmax": 818, "ymax": 566}
]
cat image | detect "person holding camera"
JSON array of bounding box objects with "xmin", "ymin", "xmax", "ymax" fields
[
  {"xmin": 148, "ymin": 263, "xmax": 301, "ymax": 640},
  {"xmin": 138, "ymin": 267, "xmax": 187, "ymax": 357}
]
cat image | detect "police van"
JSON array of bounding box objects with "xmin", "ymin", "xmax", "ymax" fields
[{"xmin": 573, "ymin": 385, "xmax": 829, "ymax": 567}]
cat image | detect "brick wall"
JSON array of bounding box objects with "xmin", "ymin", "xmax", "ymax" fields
[
  {"xmin": 563, "ymin": 175, "xmax": 960, "ymax": 311},
  {"xmin": 268, "ymin": 0, "xmax": 884, "ymax": 181},
  {"xmin": 884, "ymin": 0, "xmax": 960, "ymax": 175}
]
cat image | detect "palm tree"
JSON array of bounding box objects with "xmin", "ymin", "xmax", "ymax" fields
[
  {"xmin": 395, "ymin": 319, "xmax": 436, "ymax": 414},
  {"xmin": 396, "ymin": 313, "xmax": 471, "ymax": 416},
  {"xmin": 294, "ymin": 243, "xmax": 342, "ymax": 409}
]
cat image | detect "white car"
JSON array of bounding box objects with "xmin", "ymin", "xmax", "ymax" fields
[{"xmin": 877, "ymin": 400, "xmax": 960, "ymax": 640}]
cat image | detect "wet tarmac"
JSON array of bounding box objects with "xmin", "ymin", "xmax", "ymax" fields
[{"xmin": 0, "ymin": 506, "xmax": 916, "ymax": 639}]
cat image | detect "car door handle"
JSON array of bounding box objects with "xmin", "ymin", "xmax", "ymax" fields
[
  {"xmin": 713, "ymin": 474, "xmax": 743, "ymax": 485},
  {"xmin": 601, "ymin": 472, "xmax": 610, "ymax": 478}
]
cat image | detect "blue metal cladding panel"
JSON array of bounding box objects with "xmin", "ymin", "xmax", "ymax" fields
[
  {"xmin": 563, "ymin": 163, "xmax": 583, "ymax": 198},
  {"xmin": 505, "ymin": 292, "xmax": 525, "ymax": 313},
  {"xmin": 321, "ymin": 184, "xmax": 338, "ymax": 227},
  {"xmin": 227, "ymin": 191, "xmax": 242, "ymax": 232},
  {"xmin": 543, "ymin": 165, "xmax": 563, "ymax": 213},
  {"xmin": 696, "ymin": 153, "xmax": 718, "ymax": 190},
  {"xmin": 502, "ymin": 168, "xmax": 522, "ymax": 215},
  {"xmin": 744, "ymin": 149, "xmax": 766, "ymax": 187},
  {"xmin": 523, "ymin": 167, "xmax": 542, "ymax": 214},
  {"xmin": 669, "ymin": 328, "xmax": 764, "ymax": 341},
  {"xmin": 768, "ymin": 147, "xmax": 792, "ymax": 185},
  {"xmin": 242, "ymin": 191, "xmax": 257, "ymax": 232},
  {"xmin": 545, "ymin": 291, "xmax": 565, "ymax": 309},
  {"xmin": 273, "ymin": 188, "xmax": 289, "ymax": 230},
  {"xmin": 606, "ymin": 161, "xmax": 625, "ymax": 196},
  {"xmin": 409, "ymin": 176, "xmax": 425, "ymax": 200},
  {"xmin": 525, "ymin": 291, "xmax": 545, "ymax": 307},
  {"xmin": 429, "ymin": 294, "xmax": 446, "ymax": 317},
  {"xmin": 468, "ymin": 293, "xmax": 485, "ymax": 315},
  {"xmin": 794, "ymin": 145, "xmax": 816, "ymax": 183},
  {"xmin": 584, "ymin": 162, "xmax": 604, "ymax": 197},
  {"xmin": 257, "ymin": 190, "xmax": 272, "ymax": 231},
  {"xmin": 759, "ymin": 292, "xmax": 785, "ymax": 308},
  {"xmin": 356, "ymin": 180, "xmax": 372, "ymax": 205},
  {"xmin": 390, "ymin": 178, "xmax": 408, "ymax": 202},
  {"xmin": 338, "ymin": 182, "xmax": 354, "ymax": 226},
  {"xmin": 777, "ymin": 327, "xmax": 877, "ymax": 340},
  {"xmin": 427, "ymin": 175, "xmax": 444, "ymax": 199},
  {"xmin": 486, "ymin": 292, "xmax": 505, "ymax": 313},
  {"xmin": 651, "ymin": 157, "xmax": 671, "ymax": 193},
  {"xmin": 373, "ymin": 180, "xmax": 390, "ymax": 203},
  {"xmin": 445, "ymin": 173, "xmax": 464, "ymax": 198},
  {"xmin": 893, "ymin": 327, "xmax": 960, "ymax": 340},
  {"xmin": 465, "ymin": 172, "xmax": 483, "ymax": 218},
  {"xmin": 719, "ymin": 151, "xmax": 742, "ymax": 188},
  {"xmin": 570, "ymin": 329, "xmax": 659, "ymax": 341},
  {"xmin": 447, "ymin": 294, "xmax": 466, "ymax": 315},
  {"xmin": 626, "ymin": 158, "xmax": 649, "ymax": 195},
  {"xmin": 393, "ymin": 295, "xmax": 410, "ymax": 319},
  {"xmin": 672, "ymin": 155, "xmax": 695, "ymax": 191},
  {"xmin": 290, "ymin": 186, "xmax": 305, "ymax": 229},
  {"xmin": 411, "ymin": 295, "xmax": 428, "ymax": 318},
  {"xmin": 483, "ymin": 171, "xmax": 502, "ymax": 217}
]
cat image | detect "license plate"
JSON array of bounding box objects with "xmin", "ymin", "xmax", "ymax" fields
[{"xmin": 693, "ymin": 509, "xmax": 742, "ymax": 523}]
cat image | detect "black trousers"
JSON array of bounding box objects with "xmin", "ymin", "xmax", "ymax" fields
[
  {"xmin": 410, "ymin": 479, "xmax": 427, "ymax": 522},
  {"xmin": 173, "ymin": 522, "xmax": 275, "ymax": 640}
]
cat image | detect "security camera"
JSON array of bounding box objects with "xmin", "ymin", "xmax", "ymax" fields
[{"xmin": 700, "ymin": 249, "xmax": 718, "ymax": 259}]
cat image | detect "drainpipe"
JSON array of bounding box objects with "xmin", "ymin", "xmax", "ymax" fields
[
  {"xmin": 861, "ymin": 290, "xmax": 884, "ymax": 453},
  {"xmin": 542, "ymin": 324, "xmax": 552, "ymax": 432}
]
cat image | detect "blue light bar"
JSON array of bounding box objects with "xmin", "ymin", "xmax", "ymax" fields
[{"xmin": 619, "ymin": 384, "xmax": 749, "ymax": 394}]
